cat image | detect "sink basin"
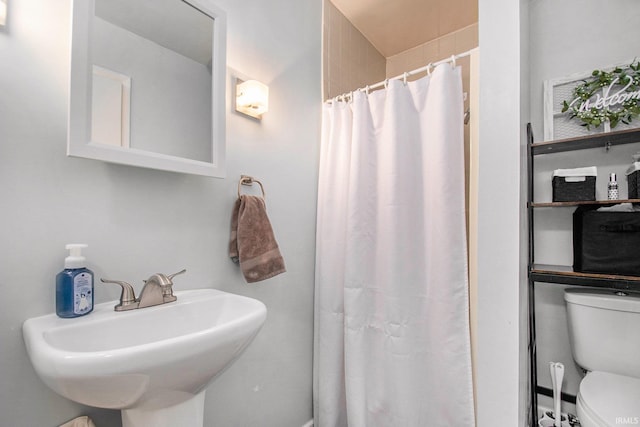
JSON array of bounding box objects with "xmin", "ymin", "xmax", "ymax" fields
[{"xmin": 23, "ymin": 289, "xmax": 267, "ymax": 427}]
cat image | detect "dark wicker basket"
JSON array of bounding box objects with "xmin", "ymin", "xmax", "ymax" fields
[
  {"xmin": 552, "ymin": 176, "xmax": 596, "ymax": 202},
  {"xmin": 628, "ymin": 170, "xmax": 640, "ymax": 199}
]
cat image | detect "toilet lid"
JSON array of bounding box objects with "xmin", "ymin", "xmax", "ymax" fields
[{"xmin": 579, "ymin": 371, "xmax": 640, "ymax": 425}]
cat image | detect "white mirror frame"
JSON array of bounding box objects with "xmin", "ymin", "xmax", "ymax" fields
[{"xmin": 68, "ymin": 0, "xmax": 226, "ymax": 178}]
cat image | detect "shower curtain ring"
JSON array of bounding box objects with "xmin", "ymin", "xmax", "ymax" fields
[
  {"xmin": 427, "ymin": 63, "xmax": 433, "ymax": 76},
  {"xmin": 403, "ymin": 72, "xmax": 408, "ymax": 85},
  {"xmin": 451, "ymin": 54, "xmax": 457, "ymax": 68},
  {"xmin": 384, "ymin": 79, "xmax": 389, "ymax": 89},
  {"xmin": 365, "ymin": 85, "xmax": 370, "ymax": 95}
]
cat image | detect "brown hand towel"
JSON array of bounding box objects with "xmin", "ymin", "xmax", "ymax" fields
[{"xmin": 229, "ymin": 195, "xmax": 286, "ymax": 283}]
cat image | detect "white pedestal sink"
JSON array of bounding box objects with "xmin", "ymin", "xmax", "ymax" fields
[{"xmin": 23, "ymin": 289, "xmax": 267, "ymax": 427}]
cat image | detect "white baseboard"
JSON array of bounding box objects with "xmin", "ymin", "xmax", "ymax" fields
[{"xmin": 301, "ymin": 419, "xmax": 313, "ymax": 427}]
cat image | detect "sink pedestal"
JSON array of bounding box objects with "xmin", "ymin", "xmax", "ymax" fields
[{"xmin": 122, "ymin": 391, "xmax": 206, "ymax": 427}]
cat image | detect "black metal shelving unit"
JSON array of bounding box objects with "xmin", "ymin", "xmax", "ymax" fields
[{"xmin": 526, "ymin": 125, "xmax": 640, "ymax": 427}]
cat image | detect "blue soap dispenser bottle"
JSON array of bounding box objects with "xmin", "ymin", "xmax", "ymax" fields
[{"xmin": 56, "ymin": 244, "xmax": 94, "ymax": 318}]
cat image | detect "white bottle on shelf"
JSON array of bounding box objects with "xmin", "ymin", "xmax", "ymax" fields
[{"xmin": 608, "ymin": 172, "xmax": 619, "ymax": 200}]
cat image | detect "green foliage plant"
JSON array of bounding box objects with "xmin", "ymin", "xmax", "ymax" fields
[{"xmin": 562, "ymin": 61, "xmax": 640, "ymax": 129}]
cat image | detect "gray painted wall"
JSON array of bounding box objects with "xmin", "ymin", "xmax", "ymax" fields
[
  {"xmin": 519, "ymin": 0, "xmax": 531, "ymax": 423},
  {"xmin": 528, "ymin": 0, "xmax": 640, "ymax": 413},
  {"xmin": 0, "ymin": 0, "xmax": 320, "ymax": 426}
]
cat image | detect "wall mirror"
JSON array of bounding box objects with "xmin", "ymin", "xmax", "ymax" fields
[{"xmin": 68, "ymin": 0, "xmax": 226, "ymax": 177}]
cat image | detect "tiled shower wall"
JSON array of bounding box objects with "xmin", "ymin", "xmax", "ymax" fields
[
  {"xmin": 386, "ymin": 23, "xmax": 477, "ymax": 101},
  {"xmin": 386, "ymin": 24, "xmax": 477, "ymax": 78},
  {"xmin": 323, "ymin": 0, "xmax": 386, "ymax": 100},
  {"xmin": 322, "ymin": 0, "xmax": 478, "ymax": 102}
]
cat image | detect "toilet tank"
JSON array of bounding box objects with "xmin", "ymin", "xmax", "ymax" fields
[{"xmin": 564, "ymin": 288, "xmax": 640, "ymax": 378}]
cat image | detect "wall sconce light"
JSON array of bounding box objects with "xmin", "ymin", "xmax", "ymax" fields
[
  {"xmin": 235, "ymin": 79, "xmax": 269, "ymax": 119},
  {"xmin": 0, "ymin": 0, "xmax": 7, "ymax": 27}
]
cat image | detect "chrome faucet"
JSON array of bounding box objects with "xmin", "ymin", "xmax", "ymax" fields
[{"xmin": 101, "ymin": 269, "xmax": 186, "ymax": 311}]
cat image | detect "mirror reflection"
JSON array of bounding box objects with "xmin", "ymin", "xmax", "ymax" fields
[{"xmin": 92, "ymin": 0, "xmax": 213, "ymax": 163}]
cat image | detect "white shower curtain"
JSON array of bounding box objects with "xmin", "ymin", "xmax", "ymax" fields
[{"xmin": 314, "ymin": 64, "xmax": 475, "ymax": 427}]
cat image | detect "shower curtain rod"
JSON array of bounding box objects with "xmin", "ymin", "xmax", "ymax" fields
[{"xmin": 327, "ymin": 46, "xmax": 478, "ymax": 103}]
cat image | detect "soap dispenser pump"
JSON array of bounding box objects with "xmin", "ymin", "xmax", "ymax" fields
[{"xmin": 56, "ymin": 244, "xmax": 94, "ymax": 318}]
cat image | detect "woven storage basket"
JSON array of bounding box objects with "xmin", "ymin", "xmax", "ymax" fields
[
  {"xmin": 627, "ymin": 162, "xmax": 640, "ymax": 199},
  {"xmin": 629, "ymin": 171, "xmax": 640, "ymax": 199},
  {"xmin": 552, "ymin": 176, "xmax": 596, "ymax": 202}
]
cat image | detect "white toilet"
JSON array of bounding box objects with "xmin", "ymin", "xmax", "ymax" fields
[{"xmin": 564, "ymin": 288, "xmax": 640, "ymax": 427}]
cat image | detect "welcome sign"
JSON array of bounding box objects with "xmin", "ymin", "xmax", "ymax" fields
[{"xmin": 562, "ymin": 62, "xmax": 640, "ymax": 130}]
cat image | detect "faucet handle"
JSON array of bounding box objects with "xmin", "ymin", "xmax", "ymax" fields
[
  {"xmin": 100, "ymin": 278, "xmax": 139, "ymax": 311},
  {"xmin": 167, "ymin": 269, "xmax": 187, "ymax": 281},
  {"xmin": 161, "ymin": 269, "xmax": 186, "ymax": 301}
]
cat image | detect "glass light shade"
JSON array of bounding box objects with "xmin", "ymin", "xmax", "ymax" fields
[
  {"xmin": 0, "ymin": 0, "xmax": 6, "ymax": 27},
  {"xmin": 236, "ymin": 79, "xmax": 269, "ymax": 119}
]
